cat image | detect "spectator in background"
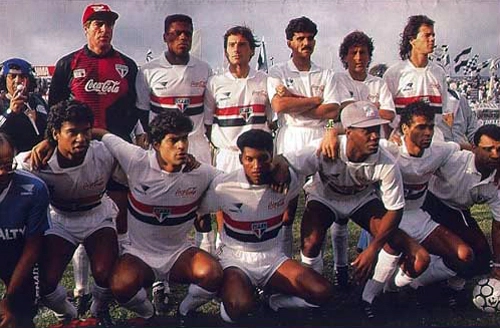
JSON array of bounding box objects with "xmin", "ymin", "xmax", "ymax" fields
[{"xmin": 0, "ymin": 58, "xmax": 48, "ymax": 152}]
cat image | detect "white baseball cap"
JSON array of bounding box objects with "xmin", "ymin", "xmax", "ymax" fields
[{"xmin": 341, "ymin": 101, "xmax": 390, "ymax": 128}]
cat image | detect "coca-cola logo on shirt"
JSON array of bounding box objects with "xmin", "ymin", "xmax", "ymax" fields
[{"xmin": 84, "ymin": 79, "xmax": 121, "ymax": 94}]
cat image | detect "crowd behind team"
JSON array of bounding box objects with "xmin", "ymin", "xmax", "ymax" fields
[{"xmin": 1, "ymin": 3, "xmax": 500, "ymax": 328}]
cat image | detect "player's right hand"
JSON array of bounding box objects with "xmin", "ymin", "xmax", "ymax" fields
[
  {"xmin": 9, "ymin": 87, "xmax": 27, "ymax": 114},
  {"xmin": 27, "ymin": 139, "xmax": 54, "ymax": 170}
]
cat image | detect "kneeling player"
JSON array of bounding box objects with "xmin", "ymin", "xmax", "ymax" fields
[
  {"xmin": 92, "ymin": 109, "xmax": 223, "ymax": 321},
  {"xmin": 199, "ymin": 129, "xmax": 332, "ymax": 323},
  {"xmin": 17, "ymin": 100, "xmax": 121, "ymax": 325}
]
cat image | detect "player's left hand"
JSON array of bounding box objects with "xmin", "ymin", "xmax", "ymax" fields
[
  {"xmin": 27, "ymin": 139, "xmax": 53, "ymax": 170},
  {"xmin": 270, "ymin": 156, "xmax": 291, "ymax": 194},
  {"xmin": 183, "ymin": 154, "xmax": 201, "ymax": 172},
  {"xmin": 351, "ymin": 245, "xmax": 377, "ymax": 284}
]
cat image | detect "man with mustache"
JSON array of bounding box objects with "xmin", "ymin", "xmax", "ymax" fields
[
  {"xmin": 135, "ymin": 13, "xmax": 213, "ymax": 313},
  {"xmin": 267, "ymin": 16, "xmax": 352, "ymax": 258},
  {"xmin": 383, "ymin": 15, "xmax": 452, "ymax": 142},
  {"xmin": 47, "ymin": 4, "xmax": 143, "ymax": 318}
]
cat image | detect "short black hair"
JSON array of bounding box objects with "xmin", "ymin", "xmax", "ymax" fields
[
  {"xmin": 148, "ymin": 109, "xmax": 193, "ymax": 145},
  {"xmin": 224, "ymin": 25, "xmax": 259, "ymax": 52},
  {"xmin": 285, "ymin": 16, "xmax": 317, "ymax": 40},
  {"xmin": 399, "ymin": 100, "xmax": 435, "ymax": 132},
  {"xmin": 399, "ymin": 15, "xmax": 435, "ymax": 60},
  {"xmin": 339, "ymin": 31, "xmax": 374, "ymax": 69},
  {"xmin": 236, "ymin": 129, "xmax": 274, "ymax": 154},
  {"xmin": 164, "ymin": 14, "xmax": 193, "ymax": 32},
  {"xmin": 46, "ymin": 100, "xmax": 94, "ymax": 145},
  {"xmin": 473, "ymin": 124, "xmax": 500, "ymax": 146}
]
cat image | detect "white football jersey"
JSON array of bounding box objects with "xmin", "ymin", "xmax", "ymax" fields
[
  {"xmin": 205, "ymin": 69, "xmax": 272, "ymax": 150},
  {"xmin": 199, "ymin": 168, "xmax": 300, "ymax": 252},
  {"xmin": 102, "ymin": 134, "xmax": 219, "ymax": 254},
  {"xmin": 285, "ymin": 136, "xmax": 405, "ymax": 211},
  {"xmin": 267, "ymin": 59, "xmax": 352, "ymax": 129}
]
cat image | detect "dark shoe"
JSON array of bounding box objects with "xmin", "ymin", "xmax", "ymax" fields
[
  {"xmin": 361, "ymin": 300, "xmax": 376, "ymax": 320},
  {"xmin": 74, "ymin": 294, "xmax": 92, "ymax": 318},
  {"xmin": 94, "ymin": 308, "xmax": 114, "ymax": 327}
]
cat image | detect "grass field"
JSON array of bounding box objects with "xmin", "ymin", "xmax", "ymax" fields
[{"xmin": 3, "ymin": 197, "xmax": 500, "ymax": 327}]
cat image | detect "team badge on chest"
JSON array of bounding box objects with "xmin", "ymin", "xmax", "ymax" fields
[
  {"xmin": 251, "ymin": 222, "xmax": 268, "ymax": 239},
  {"xmin": 153, "ymin": 207, "xmax": 171, "ymax": 222},
  {"xmin": 175, "ymin": 98, "xmax": 191, "ymax": 112},
  {"xmin": 239, "ymin": 107, "xmax": 253, "ymax": 121},
  {"xmin": 115, "ymin": 64, "xmax": 129, "ymax": 78}
]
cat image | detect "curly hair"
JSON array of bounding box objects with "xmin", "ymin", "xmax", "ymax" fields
[
  {"xmin": 399, "ymin": 100, "xmax": 435, "ymax": 132},
  {"xmin": 473, "ymin": 124, "xmax": 500, "ymax": 146},
  {"xmin": 148, "ymin": 109, "xmax": 193, "ymax": 145},
  {"xmin": 224, "ymin": 25, "xmax": 259, "ymax": 53},
  {"xmin": 46, "ymin": 99, "xmax": 94, "ymax": 145},
  {"xmin": 0, "ymin": 132, "xmax": 16, "ymax": 155},
  {"xmin": 399, "ymin": 15, "xmax": 434, "ymax": 60},
  {"xmin": 339, "ymin": 31, "xmax": 374, "ymax": 70},
  {"xmin": 285, "ymin": 16, "xmax": 317, "ymax": 40},
  {"xmin": 236, "ymin": 129, "xmax": 274, "ymax": 154}
]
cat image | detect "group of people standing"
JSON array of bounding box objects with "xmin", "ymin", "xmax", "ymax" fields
[{"xmin": 0, "ymin": 2, "xmax": 499, "ymax": 328}]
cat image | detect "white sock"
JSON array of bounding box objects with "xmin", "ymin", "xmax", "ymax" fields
[
  {"xmin": 220, "ymin": 302, "xmax": 235, "ymax": 323},
  {"xmin": 330, "ymin": 222, "xmax": 349, "ymax": 268},
  {"xmin": 393, "ymin": 267, "xmax": 415, "ymax": 287},
  {"xmin": 195, "ymin": 231, "xmax": 215, "ymax": 255},
  {"xmin": 43, "ymin": 284, "xmax": 77, "ymax": 320},
  {"xmin": 410, "ymin": 255, "xmax": 456, "ymax": 289},
  {"xmin": 121, "ymin": 288, "xmax": 154, "ymax": 319},
  {"xmin": 447, "ymin": 276, "xmax": 466, "ymax": 291},
  {"xmin": 215, "ymin": 232, "xmax": 222, "ymax": 250},
  {"xmin": 300, "ymin": 251, "xmax": 323, "ymax": 274},
  {"xmin": 281, "ymin": 225, "xmax": 293, "ymax": 257},
  {"xmin": 72, "ymin": 244, "xmax": 89, "ymax": 297},
  {"xmin": 179, "ymin": 284, "xmax": 216, "ymax": 316},
  {"xmin": 90, "ymin": 283, "xmax": 114, "ymax": 316},
  {"xmin": 362, "ymin": 249, "xmax": 400, "ymax": 303},
  {"xmin": 117, "ymin": 232, "xmax": 130, "ymax": 255},
  {"xmin": 268, "ymin": 294, "xmax": 319, "ymax": 312}
]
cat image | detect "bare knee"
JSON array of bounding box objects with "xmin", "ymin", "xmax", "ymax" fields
[
  {"xmin": 303, "ymin": 274, "xmax": 333, "ymax": 305},
  {"xmin": 92, "ymin": 262, "xmax": 113, "ymax": 287},
  {"xmin": 223, "ymin": 295, "xmax": 255, "ymax": 321},
  {"xmin": 193, "ymin": 259, "xmax": 223, "ymax": 291},
  {"xmin": 457, "ymin": 244, "xmax": 474, "ymax": 264},
  {"xmin": 110, "ymin": 269, "xmax": 140, "ymax": 302}
]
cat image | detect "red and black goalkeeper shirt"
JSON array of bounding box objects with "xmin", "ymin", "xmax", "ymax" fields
[{"xmin": 48, "ymin": 45, "xmax": 139, "ymax": 141}]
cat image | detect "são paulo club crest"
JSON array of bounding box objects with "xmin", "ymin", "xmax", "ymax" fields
[
  {"xmin": 251, "ymin": 222, "xmax": 268, "ymax": 239},
  {"xmin": 153, "ymin": 207, "xmax": 171, "ymax": 222},
  {"xmin": 239, "ymin": 106, "xmax": 253, "ymax": 121},
  {"xmin": 175, "ymin": 98, "xmax": 191, "ymax": 112},
  {"xmin": 115, "ymin": 64, "xmax": 129, "ymax": 78}
]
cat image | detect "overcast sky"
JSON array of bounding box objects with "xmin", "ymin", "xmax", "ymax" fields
[{"xmin": 1, "ymin": 0, "xmax": 499, "ymax": 76}]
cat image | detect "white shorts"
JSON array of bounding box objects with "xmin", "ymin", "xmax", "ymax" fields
[
  {"xmin": 305, "ymin": 189, "xmax": 378, "ymax": 223},
  {"xmin": 217, "ymin": 244, "xmax": 288, "ymax": 288},
  {"xmin": 398, "ymin": 209, "xmax": 439, "ymax": 243},
  {"xmin": 215, "ymin": 148, "xmax": 241, "ymax": 173},
  {"xmin": 276, "ymin": 125, "xmax": 324, "ymax": 154},
  {"xmin": 189, "ymin": 133, "xmax": 212, "ymax": 165},
  {"xmin": 46, "ymin": 196, "xmax": 118, "ymax": 246},
  {"xmin": 122, "ymin": 241, "xmax": 193, "ymax": 281}
]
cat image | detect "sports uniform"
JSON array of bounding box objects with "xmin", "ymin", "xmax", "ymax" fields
[
  {"xmin": 136, "ymin": 54, "xmax": 212, "ymax": 164},
  {"xmin": 383, "ymin": 60, "xmax": 450, "ymax": 141},
  {"xmin": 205, "ymin": 69, "xmax": 272, "ymax": 172},
  {"xmin": 0, "ymin": 170, "xmax": 49, "ymax": 323},
  {"xmin": 101, "ymin": 133, "xmax": 219, "ymax": 279},
  {"xmin": 199, "ymin": 168, "xmax": 300, "ymax": 286},
  {"xmin": 285, "ymin": 136, "xmax": 405, "ymax": 222},
  {"xmin": 336, "ymin": 72, "xmax": 395, "ymax": 115},
  {"xmin": 268, "ymin": 60, "xmax": 352, "ymax": 154},
  {"xmin": 48, "ymin": 45, "xmax": 139, "ymax": 142},
  {"xmin": 381, "ymin": 140, "xmax": 459, "ymax": 242},
  {"xmin": 16, "ymin": 141, "xmax": 121, "ymax": 243}
]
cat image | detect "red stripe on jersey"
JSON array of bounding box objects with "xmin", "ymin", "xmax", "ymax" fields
[
  {"xmin": 394, "ymin": 95, "xmax": 442, "ymax": 106},
  {"xmin": 150, "ymin": 95, "xmax": 204, "ymax": 106},
  {"xmin": 215, "ymin": 104, "xmax": 266, "ymax": 116},
  {"xmin": 128, "ymin": 192, "xmax": 199, "ymax": 216},
  {"xmin": 222, "ymin": 212, "xmax": 283, "ymax": 231}
]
